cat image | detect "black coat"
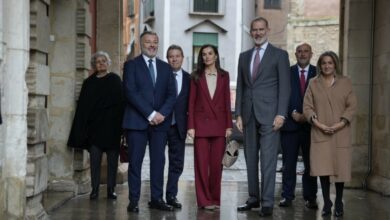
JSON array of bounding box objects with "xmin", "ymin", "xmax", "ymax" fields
[{"xmin": 67, "ymin": 72, "xmax": 124, "ymax": 150}]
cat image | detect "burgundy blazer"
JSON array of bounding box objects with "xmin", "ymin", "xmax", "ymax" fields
[{"xmin": 187, "ymin": 71, "xmax": 233, "ymax": 137}]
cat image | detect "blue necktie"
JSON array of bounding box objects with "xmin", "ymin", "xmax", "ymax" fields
[
  {"xmin": 148, "ymin": 59, "xmax": 156, "ymax": 85},
  {"xmin": 172, "ymin": 73, "xmax": 178, "ymax": 125}
]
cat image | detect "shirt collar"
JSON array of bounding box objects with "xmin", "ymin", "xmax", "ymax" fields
[
  {"xmin": 298, "ymin": 65, "xmax": 310, "ymax": 73},
  {"xmin": 142, "ymin": 54, "xmax": 156, "ymax": 64},
  {"xmin": 174, "ymin": 69, "xmax": 183, "ymax": 77}
]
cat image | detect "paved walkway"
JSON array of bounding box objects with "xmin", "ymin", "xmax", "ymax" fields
[{"xmin": 48, "ymin": 146, "xmax": 390, "ymax": 219}]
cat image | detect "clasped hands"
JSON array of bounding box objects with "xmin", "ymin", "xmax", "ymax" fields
[
  {"xmin": 312, "ymin": 118, "xmax": 345, "ymax": 135},
  {"xmin": 149, "ymin": 112, "xmax": 165, "ymax": 125}
]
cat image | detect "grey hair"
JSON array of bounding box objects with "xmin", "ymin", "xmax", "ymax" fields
[{"xmin": 90, "ymin": 51, "xmax": 112, "ymax": 68}]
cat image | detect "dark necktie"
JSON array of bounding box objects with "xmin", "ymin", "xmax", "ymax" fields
[
  {"xmin": 172, "ymin": 73, "xmax": 178, "ymax": 125},
  {"xmin": 252, "ymin": 47, "xmax": 261, "ymax": 81},
  {"xmin": 174, "ymin": 73, "xmax": 178, "ymax": 96},
  {"xmin": 300, "ymin": 70, "xmax": 306, "ymax": 96},
  {"xmin": 148, "ymin": 59, "xmax": 156, "ymax": 86}
]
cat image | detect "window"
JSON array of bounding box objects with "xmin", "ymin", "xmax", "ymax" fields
[
  {"xmin": 264, "ymin": 0, "xmax": 281, "ymax": 9},
  {"xmin": 194, "ymin": 0, "xmax": 218, "ymax": 13},
  {"xmin": 190, "ymin": 0, "xmax": 225, "ymax": 15},
  {"xmin": 143, "ymin": 0, "xmax": 154, "ymax": 20},
  {"xmin": 128, "ymin": 0, "xmax": 135, "ymax": 18},
  {"xmin": 192, "ymin": 32, "xmax": 218, "ymax": 70}
]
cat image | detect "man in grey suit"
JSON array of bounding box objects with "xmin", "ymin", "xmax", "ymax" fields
[{"xmin": 235, "ymin": 17, "xmax": 290, "ymax": 217}]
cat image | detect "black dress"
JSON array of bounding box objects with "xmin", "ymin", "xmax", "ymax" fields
[{"xmin": 68, "ymin": 72, "xmax": 124, "ymax": 151}]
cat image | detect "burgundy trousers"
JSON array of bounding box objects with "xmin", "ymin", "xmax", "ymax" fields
[{"xmin": 194, "ymin": 136, "xmax": 225, "ymax": 207}]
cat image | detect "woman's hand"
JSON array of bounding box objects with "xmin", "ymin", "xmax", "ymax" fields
[
  {"xmin": 313, "ymin": 118, "xmax": 334, "ymax": 135},
  {"xmin": 187, "ymin": 129, "xmax": 195, "ymax": 139},
  {"xmin": 329, "ymin": 121, "xmax": 346, "ymax": 133},
  {"xmin": 225, "ymin": 128, "xmax": 233, "ymax": 138}
]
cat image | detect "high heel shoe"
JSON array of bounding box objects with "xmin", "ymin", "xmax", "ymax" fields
[
  {"xmin": 321, "ymin": 201, "xmax": 333, "ymax": 216},
  {"xmin": 334, "ymin": 201, "xmax": 344, "ymax": 217}
]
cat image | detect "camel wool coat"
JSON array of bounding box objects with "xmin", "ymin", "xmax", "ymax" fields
[{"xmin": 303, "ymin": 75, "xmax": 357, "ymax": 182}]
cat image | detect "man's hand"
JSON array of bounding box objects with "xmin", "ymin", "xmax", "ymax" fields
[
  {"xmin": 151, "ymin": 112, "xmax": 165, "ymax": 125},
  {"xmin": 187, "ymin": 129, "xmax": 195, "ymax": 139},
  {"xmin": 292, "ymin": 111, "xmax": 306, "ymax": 123},
  {"xmin": 236, "ymin": 116, "xmax": 243, "ymax": 133},
  {"xmin": 273, "ymin": 115, "xmax": 285, "ymax": 131}
]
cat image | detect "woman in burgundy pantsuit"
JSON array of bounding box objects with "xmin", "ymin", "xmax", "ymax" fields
[{"xmin": 187, "ymin": 44, "xmax": 232, "ymax": 210}]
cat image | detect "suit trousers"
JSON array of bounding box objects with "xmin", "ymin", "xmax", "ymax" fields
[
  {"xmin": 244, "ymin": 114, "xmax": 279, "ymax": 208},
  {"xmin": 166, "ymin": 125, "xmax": 186, "ymax": 199},
  {"xmin": 281, "ymin": 130, "xmax": 318, "ymax": 201},
  {"xmin": 90, "ymin": 145, "xmax": 119, "ymax": 190},
  {"xmin": 126, "ymin": 128, "xmax": 167, "ymax": 203},
  {"xmin": 194, "ymin": 136, "xmax": 225, "ymax": 207}
]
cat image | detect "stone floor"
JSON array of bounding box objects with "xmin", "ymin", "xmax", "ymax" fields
[{"xmin": 47, "ymin": 146, "xmax": 390, "ymax": 220}]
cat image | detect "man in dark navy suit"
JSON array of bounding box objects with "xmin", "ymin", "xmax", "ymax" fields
[
  {"xmin": 122, "ymin": 31, "xmax": 176, "ymax": 212},
  {"xmin": 165, "ymin": 45, "xmax": 190, "ymax": 209},
  {"xmin": 279, "ymin": 43, "xmax": 318, "ymax": 209}
]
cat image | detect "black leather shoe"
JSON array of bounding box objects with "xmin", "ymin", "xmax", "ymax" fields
[
  {"xmin": 148, "ymin": 199, "xmax": 174, "ymax": 211},
  {"xmin": 279, "ymin": 198, "xmax": 292, "ymax": 207},
  {"xmin": 167, "ymin": 197, "xmax": 182, "ymax": 209},
  {"xmin": 127, "ymin": 202, "xmax": 139, "ymax": 213},
  {"xmin": 259, "ymin": 207, "xmax": 273, "ymax": 217},
  {"xmin": 89, "ymin": 188, "xmax": 99, "ymax": 200},
  {"xmin": 107, "ymin": 188, "xmax": 117, "ymax": 200},
  {"xmin": 305, "ymin": 200, "xmax": 318, "ymax": 209},
  {"xmin": 334, "ymin": 201, "xmax": 344, "ymax": 217},
  {"xmin": 237, "ymin": 201, "xmax": 260, "ymax": 211}
]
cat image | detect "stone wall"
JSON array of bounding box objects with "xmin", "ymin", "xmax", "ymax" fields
[{"xmin": 287, "ymin": 0, "xmax": 339, "ymax": 65}]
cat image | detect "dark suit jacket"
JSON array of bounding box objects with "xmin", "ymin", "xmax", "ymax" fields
[
  {"xmin": 173, "ymin": 70, "xmax": 190, "ymax": 139},
  {"xmin": 235, "ymin": 43, "xmax": 290, "ymax": 125},
  {"xmin": 282, "ymin": 64, "xmax": 316, "ymax": 131},
  {"xmin": 188, "ymin": 71, "xmax": 233, "ymax": 137},
  {"xmin": 122, "ymin": 55, "xmax": 176, "ymax": 131}
]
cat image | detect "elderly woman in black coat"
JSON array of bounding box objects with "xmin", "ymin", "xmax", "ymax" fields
[{"xmin": 68, "ymin": 51, "xmax": 124, "ymax": 200}]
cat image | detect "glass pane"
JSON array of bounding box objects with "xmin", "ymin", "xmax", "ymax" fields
[
  {"xmin": 193, "ymin": 32, "xmax": 218, "ymax": 46},
  {"xmin": 264, "ymin": 0, "xmax": 281, "ymax": 9},
  {"xmin": 194, "ymin": 0, "xmax": 218, "ymax": 13}
]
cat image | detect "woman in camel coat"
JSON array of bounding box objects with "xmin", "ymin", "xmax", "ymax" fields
[{"xmin": 303, "ymin": 51, "xmax": 357, "ymax": 217}]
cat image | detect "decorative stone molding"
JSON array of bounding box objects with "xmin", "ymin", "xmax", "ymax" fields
[
  {"xmin": 26, "ymin": 156, "xmax": 48, "ymax": 197},
  {"xmin": 27, "ymin": 108, "xmax": 49, "ymax": 145},
  {"xmin": 26, "ymin": 62, "xmax": 50, "ymax": 96}
]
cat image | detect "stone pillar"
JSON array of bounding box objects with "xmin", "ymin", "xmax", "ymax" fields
[
  {"xmin": 0, "ymin": 0, "xmax": 30, "ymax": 218},
  {"xmin": 25, "ymin": 0, "xmax": 51, "ymax": 218},
  {"xmin": 47, "ymin": 0, "xmax": 78, "ymax": 193},
  {"xmin": 367, "ymin": 0, "xmax": 390, "ymax": 195},
  {"xmin": 341, "ymin": 0, "xmax": 372, "ymax": 188}
]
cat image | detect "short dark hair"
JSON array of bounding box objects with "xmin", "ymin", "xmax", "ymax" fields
[
  {"xmin": 166, "ymin": 44, "xmax": 184, "ymax": 59},
  {"xmin": 250, "ymin": 17, "xmax": 269, "ymax": 30}
]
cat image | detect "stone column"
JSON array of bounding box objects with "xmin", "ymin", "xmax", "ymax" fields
[
  {"xmin": 0, "ymin": 0, "xmax": 30, "ymax": 218},
  {"xmin": 367, "ymin": 0, "xmax": 390, "ymax": 195},
  {"xmin": 341, "ymin": 0, "xmax": 372, "ymax": 188}
]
